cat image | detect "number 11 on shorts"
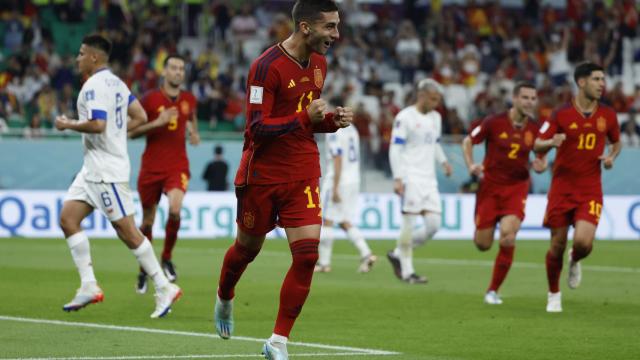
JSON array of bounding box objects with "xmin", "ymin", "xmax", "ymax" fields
[{"xmin": 304, "ymin": 185, "xmax": 322, "ymax": 217}]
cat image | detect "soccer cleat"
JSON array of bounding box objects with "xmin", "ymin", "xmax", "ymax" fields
[
  {"xmin": 150, "ymin": 283, "xmax": 182, "ymax": 318},
  {"xmin": 262, "ymin": 340, "xmax": 288, "ymax": 360},
  {"xmin": 214, "ymin": 294, "xmax": 234, "ymax": 339},
  {"xmin": 403, "ymin": 273, "xmax": 428, "ymax": 284},
  {"xmin": 484, "ymin": 290, "xmax": 503, "ymax": 305},
  {"xmin": 546, "ymin": 292, "xmax": 562, "ymax": 313},
  {"xmin": 162, "ymin": 259, "xmax": 178, "ymax": 282},
  {"xmin": 357, "ymin": 254, "xmax": 377, "ymax": 273},
  {"xmin": 136, "ymin": 271, "xmax": 147, "ymax": 294},
  {"xmin": 63, "ymin": 283, "xmax": 104, "ymax": 312},
  {"xmin": 386, "ymin": 250, "xmax": 402, "ymax": 279},
  {"xmin": 313, "ymin": 264, "xmax": 331, "ymax": 273},
  {"xmin": 567, "ymin": 249, "xmax": 582, "ymax": 289}
]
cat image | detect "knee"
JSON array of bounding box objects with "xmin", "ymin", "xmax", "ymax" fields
[
  {"xmin": 425, "ymin": 214, "xmax": 441, "ymax": 234},
  {"xmin": 474, "ymin": 239, "xmax": 491, "ymax": 252},
  {"xmin": 168, "ymin": 211, "xmax": 181, "ymax": 221},
  {"xmin": 499, "ymin": 232, "xmax": 516, "ymax": 247},
  {"xmin": 293, "ymin": 250, "xmax": 319, "ymax": 268},
  {"xmin": 549, "ymin": 242, "xmax": 566, "ymax": 257},
  {"xmin": 572, "ymin": 241, "xmax": 593, "ymax": 257},
  {"xmin": 59, "ymin": 216, "xmax": 79, "ymax": 235}
]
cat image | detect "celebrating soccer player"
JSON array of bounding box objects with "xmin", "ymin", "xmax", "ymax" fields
[
  {"xmin": 387, "ymin": 78, "xmax": 452, "ymax": 284},
  {"xmin": 462, "ymin": 83, "xmax": 547, "ymax": 305},
  {"xmin": 56, "ymin": 34, "xmax": 181, "ymax": 318},
  {"xmin": 129, "ymin": 54, "xmax": 200, "ymax": 293},
  {"xmin": 212, "ymin": 1, "xmax": 350, "ymax": 359},
  {"xmin": 535, "ymin": 62, "xmax": 621, "ymax": 312}
]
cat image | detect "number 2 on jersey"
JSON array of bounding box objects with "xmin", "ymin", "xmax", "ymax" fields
[
  {"xmin": 296, "ymin": 91, "xmax": 314, "ymax": 113},
  {"xmin": 508, "ymin": 143, "xmax": 520, "ymax": 159},
  {"xmin": 157, "ymin": 105, "xmax": 179, "ymax": 131}
]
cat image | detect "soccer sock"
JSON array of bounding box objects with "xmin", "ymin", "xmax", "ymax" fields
[
  {"xmin": 346, "ymin": 227, "xmax": 371, "ymax": 258},
  {"xmin": 488, "ymin": 245, "xmax": 515, "ymax": 292},
  {"xmin": 545, "ymin": 250, "xmax": 563, "ymax": 293},
  {"xmin": 318, "ymin": 225, "xmax": 334, "ymax": 266},
  {"xmin": 398, "ymin": 215, "xmax": 416, "ymax": 279},
  {"xmin": 269, "ymin": 333, "xmax": 288, "ymax": 344},
  {"xmin": 274, "ymin": 239, "xmax": 319, "ymax": 338},
  {"xmin": 132, "ymin": 238, "xmax": 169, "ymax": 290},
  {"xmin": 162, "ymin": 217, "xmax": 180, "ymax": 261},
  {"xmin": 66, "ymin": 231, "xmax": 97, "ymax": 285},
  {"xmin": 217, "ymin": 240, "xmax": 260, "ymax": 300},
  {"xmin": 412, "ymin": 213, "xmax": 441, "ymax": 248}
]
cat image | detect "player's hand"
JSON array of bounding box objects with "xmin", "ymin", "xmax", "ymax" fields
[
  {"xmin": 189, "ymin": 132, "xmax": 201, "ymax": 146},
  {"xmin": 532, "ymin": 157, "xmax": 548, "ymax": 173},
  {"xmin": 332, "ymin": 190, "xmax": 341, "ymax": 203},
  {"xmin": 307, "ymin": 99, "xmax": 328, "ymax": 124},
  {"xmin": 393, "ymin": 179, "xmax": 404, "ymax": 196},
  {"xmin": 442, "ymin": 162, "xmax": 453, "ymax": 177},
  {"xmin": 158, "ymin": 108, "xmax": 178, "ymax": 127},
  {"xmin": 468, "ymin": 163, "xmax": 484, "ymax": 177},
  {"xmin": 334, "ymin": 106, "xmax": 353, "ymax": 128},
  {"xmin": 599, "ymin": 155, "xmax": 614, "ymax": 169},
  {"xmin": 55, "ymin": 115, "xmax": 70, "ymax": 130},
  {"xmin": 550, "ymin": 134, "xmax": 566, "ymax": 148}
]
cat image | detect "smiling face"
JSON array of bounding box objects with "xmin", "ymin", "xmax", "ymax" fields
[
  {"xmin": 301, "ymin": 11, "xmax": 340, "ymax": 55},
  {"xmin": 513, "ymin": 87, "xmax": 538, "ymax": 118},
  {"xmin": 579, "ymin": 70, "xmax": 605, "ymax": 101}
]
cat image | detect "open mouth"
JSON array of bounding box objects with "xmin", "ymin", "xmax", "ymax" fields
[{"xmin": 324, "ymin": 41, "xmax": 332, "ymax": 48}]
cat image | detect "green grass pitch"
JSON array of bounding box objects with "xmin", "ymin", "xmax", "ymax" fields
[{"xmin": 1, "ymin": 237, "xmax": 639, "ymax": 360}]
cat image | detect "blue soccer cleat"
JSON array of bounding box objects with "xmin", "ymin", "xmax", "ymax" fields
[{"xmin": 262, "ymin": 340, "xmax": 288, "ymax": 360}]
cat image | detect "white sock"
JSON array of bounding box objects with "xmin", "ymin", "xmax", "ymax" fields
[
  {"xmin": 318, "ymin": 225, "xmax": 334, "ymax": 266},
  {"xmin": 346, "ymin": 226, "xmax": 371, "ymax": 258},
  {"xmin": 66, "ymin": 231, "xmax": 97, "ymax": 285},
  {"xmin": 132, "ymin": 238, "xmax": 169, "ymax": 289},
  {"xmin": 413, "ymin": 213, "xmax": 441, "ymax": 248},
  {"xmin": 398, "ymin": 215, "xmax": 415, "ymax": 279},
  {"xmin": 269, "ymin": 333, "xmax": 288, "ymax": 344}
]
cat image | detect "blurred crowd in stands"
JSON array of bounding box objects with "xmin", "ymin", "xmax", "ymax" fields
[{"xmin": 1, "ymin": 0, "xmax": 640, "ymax": 158}]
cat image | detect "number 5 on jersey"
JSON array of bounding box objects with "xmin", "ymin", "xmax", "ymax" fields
[{"xmin": 157, "ymin": 105, "xmax": 178, "ymax": 130}]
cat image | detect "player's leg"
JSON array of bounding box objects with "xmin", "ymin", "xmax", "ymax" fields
[
  {"xmin": 161, "ymin": 187, "xmax": 185, "ymax": 281},
  {"xmin": 412, "ymin": 210, "xmax": 441, "ymax": 248},
  {"xmin": 60, "ymin": 199, "xmax": 104, "ymax": 312},
  {"xmin": 485, "ymin": 215, "xmax": 520, "ymax": 304},
  {"xmin": 136, "ymin": 173, "xmax": 163, "ymax": 293},
  {"xmin": 567, "ymin": 220, "xmax": 596, "ymax": 289},
  {"xmin": 546, "ymin": 226, "xmax": 568, "ymax": 312},
  {"xmin": 340, "ymin": 222, "xmax": 376, "ymax": 273},
  {"xmin": 474, "ymin": 228, "xmax": 495, "ymax": 251},
  {"xmin": 315, "ymin": 218, "xmax": 334, "ymax": 272}
]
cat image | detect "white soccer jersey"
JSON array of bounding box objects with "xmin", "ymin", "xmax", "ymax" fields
[
  {"xmin": 77, "ymin": 68, "xmax": 133, "ymax": 183},
  {"xmin": 324, "ymin": 126, "xmax": 360, "ymax": 187},
  {"xmin": 389, "ymin": 105, "xmax": 447, "ymax": 187}
]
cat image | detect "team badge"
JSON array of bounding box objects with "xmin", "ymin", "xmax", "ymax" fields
[
  {"xmin": 243, "ymin": 211, "xmax": 255, "ymax": 229},
  {"xmin": 524, "ymin": 131, "xmax": 533, "ymax": 147},
  {"xmin": 314, "ymin": 68, "xmax": 323, "ymax": 88},
  {"xmin": 597, "ymin": 117, "xmax": 607, "ymax": 132},
  {"xmin": 180, "ymin": 100, "xmax": 190, "ymax": 115}
]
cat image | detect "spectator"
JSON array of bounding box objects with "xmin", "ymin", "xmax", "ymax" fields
[
  {"xmin": 395, "ymin": 21, "xmax": 421, "ymax": 84},
  {"xmin": 620, "ymin": 118, "xmax": 640, "ymax": 148},
  {"xmin": 202, "ymin": 145, "xmax": 229, "ymax": 191}
]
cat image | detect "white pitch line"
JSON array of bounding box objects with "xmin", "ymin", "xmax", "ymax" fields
[
  {"xmin": 0, "ymin": 316, "xmax": 400, "ymax": 357},
  {"xmin": 0, "ymin": 353, "xmax": 384, "ymax": 360}
]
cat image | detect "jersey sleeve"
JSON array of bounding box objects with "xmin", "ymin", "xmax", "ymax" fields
[
  {"xmin": 389, "ymin": 111, "xmax": 408, "ymax": 179},
  {"xmin": 312, "ymin": 112, "xmax": 339, "ymax": 133},
  {"xmin": 538, "ymin": 110, "xmax": 559, "ymax": 140},
  {"xmin": 390, "ymin": 111, "xmax": 408, "ymax": 145},
  {"xmin": 83, "ymin": 81, "xmax": 108, "ymax": 121},
  {"xmin": 607, "ymin": 112, "xmax": 621, "ymax": 143},
  {"xmin": 470, "ymin": 117, "xmax": 490, "ymax": 144},
  {"xmin": 246, "ymin": 64, "xmax": 311, "ymax": 139},
  {"xmin": 140, "ymin": 92, "xmax": 156, "ymax": 121}
]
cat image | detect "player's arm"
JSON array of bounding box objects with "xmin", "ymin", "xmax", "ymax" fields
[
  {"xmin": 531, "ymin": 152, "xmax": 548, "ymax": 173},
  {"xmin": 332, "ymin": 153, "xmax": 343, "ymax": 203},
  {"xmin": 126, "ymin": 98, "xmax": 148, "ymax": 133},
  {"xmin": 389, "ymin": 114, "xmax": 408, "ymax": 195},
  {"xmin": 313, "ymin": 106, "xmax": 353, "ymax": 133},
  {"xmin": 435, "ymin": 114, "xmax": 452, "ymax": 177},
  {"xmin": 187, "ymin": 111, "xmax": 201, "ymax": 145},
  {"xmin": 462, "ymin": 120, "xmax": 488, "ymax": 176},
  {"xmin": 128, "ymin": 106, "xmax": 176, "ymax": 139},
  {"xmin": 599, "ymin": 141, "xmax": 621, "ymax": 170},
  {"xmin": 534, "ymin": 114, "xmax": 565, "ymax": 153},
  {"xmin": 55, "ymin": 114, "xmax": 106, "ymax": 133}
]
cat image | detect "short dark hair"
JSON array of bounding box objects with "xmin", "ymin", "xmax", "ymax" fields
[
  {"xmin": 513, "ymin": 82, "xmax": 536, "ymax": 96},
  {"xmin": 574, "ymin": 62, "xmax": 604, "ymax": 84},
  {"xmin": 292, "ymin": 0, "xmax": 339, "ymax": 31},
  {"xmin": 214, "ymin": 145, "xmax": 223, "ymax": 155},
  {"xmin": 82, "ymin": 34, "xmax": 112, "ymax": 56},
  {"xmin": 164, "ymin": 54, "xmax": 185, "ymax": 67}
]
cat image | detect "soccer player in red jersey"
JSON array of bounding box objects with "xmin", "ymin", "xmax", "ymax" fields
[
  {"xmin": 129, "ymin": 54, "xmax": 200, "ymax": 293},
  {"xmin": 213, "ymin": 1, "xmax": 351, "ymax": 358},
  {"xmin": 535, "ymin": 62, "xmax": 621, "ymax": 312},
  {"xmin": 462, "ymin": 83, "xmax": 548, "ymax": 305}
]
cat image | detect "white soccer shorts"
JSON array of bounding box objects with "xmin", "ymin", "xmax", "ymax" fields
[
  {"xmin": 321, "ymin": 183, "xmax": 359, "ymax": 223},
  {"xmin": 65, "ymin": 171, "xmax": 135, "ymax": 222},
  {"xmin": 401, "ymin": 181, "xmax": 442, "ymax": 214}
]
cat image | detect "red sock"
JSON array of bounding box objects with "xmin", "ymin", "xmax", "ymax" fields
[
  {"xmin": 140, "ymin": 225, "xmax": 153, "ymax": 242},
  {"xmin": 217, "ymin": 240, "xmax": 260, "ymax": 300},
  {"xmin": 162, "ymin": 217, "xmax": 180, "ymax": 261},
  {"xmin": 545, "ymin": 250, "xmax": 563, "ymax": 293},
  {"xmin": 488, "ymin": 245, "xmax": 514, "ymax": 292},
  {"xmin": 274, "ymin": 239, "xmax": 319, "ymax": 338}
]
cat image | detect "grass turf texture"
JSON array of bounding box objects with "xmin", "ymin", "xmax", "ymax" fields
[{"xmin": 1, "ymin": 238, "xmax": 639, "ymax": 360}]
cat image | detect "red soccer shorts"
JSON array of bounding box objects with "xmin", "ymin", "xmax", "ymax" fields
[
  {"xmin": 235, "ymin": 178, "xmax": 323, "ymax": 236},
  {"xmin": 475, "ymin": 179, "xmax": 529, "ymax": 230},
  {"xmin": 543, "ymin": 192, "xmax": 602, "ymax": 228},
  {"xmin": 138, "ymin": 170, "xmax": 190, "ymax": 208}
]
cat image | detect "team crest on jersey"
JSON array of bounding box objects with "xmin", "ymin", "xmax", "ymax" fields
[
  {"xmin": 314, "ymin": 68, "xmax": 323, "ymax": 88},
  {"xmin": 180, "ymin": 101, "xmax": 190, "ymax": 115},
  {"xmin": 524, "ymin": 131, "xmax": 533, "ymax": 147},
  {"xmin": 243, "ymin": 211, "xmax": 255, "ymax": 229},
  {"xmin": 597, "ymin": 117, "xmax": 607, "ymax": 132}
]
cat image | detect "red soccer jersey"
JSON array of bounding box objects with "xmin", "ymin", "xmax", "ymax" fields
[
  {"xmin": 235, "ymin": 44, "xmax": 339, "ymax": 186},
  {"xmin": 470, "ymin": 112, "xmax": 540, "ymax": 185},
  {"xmin": 140, "ymin": 89, "xmax": 197, "ymax": 174},
  {"xmin": 538, "ymin": 101, "xmax": 620, "ymax": 195}
]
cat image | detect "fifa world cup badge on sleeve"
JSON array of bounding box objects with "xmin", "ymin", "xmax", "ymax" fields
[
  {"xmin": 249, "ymin": 86, "xmax": 263, "ymax": 104},
  {"xmin": 314, "ymin": 68, "xmax": 323, "ymax": 89}
]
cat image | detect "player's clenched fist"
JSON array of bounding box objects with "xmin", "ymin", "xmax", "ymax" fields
[
  {"xmin": 158, "ymin": 107, "xmax": 179, "ymax": 126},
  {"xmin": 55, "ymin": 115, "xmax": 71, "ymax": 130},
  {"xmin": 307, "ymin": 99, "xmax": 327, "ymax": 123},
  {"xmin": 334, "ymin": 106, "xmax": 353, "ymax": 128},
  {"xmin": 468, "ymin": 163, "xmax": 484, "ymax": 177},
  {"xmin": 550, "ymin": 134, "xmax": 566, "ymax": 147}
]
